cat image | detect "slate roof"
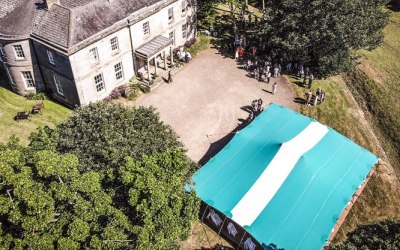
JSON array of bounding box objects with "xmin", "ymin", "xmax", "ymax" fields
[
  {"xmin": 32, "ymin": 4, "xmax": 71, "ymax": 48},
  {"xmin": 0, "ymin": 0, "xmax": 171, "ymax": 51},
  {"xmin": 136, "ymin": 36, "xmax": 172, "ymax": 58},
  {"xmin": 0, "ymin": 0, "xmax": 27, "ymax": 19},
  {"xmin": 0, "ymin": 0, "xmax": 37, "ymax": 36}
]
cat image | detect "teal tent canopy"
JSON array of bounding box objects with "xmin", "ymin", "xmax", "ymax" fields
[{"xmin": 191, "ymin": 103, "xmax": 379, "ymax": 250}]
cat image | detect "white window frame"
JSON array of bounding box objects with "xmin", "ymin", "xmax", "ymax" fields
[
  {"xmin": 182, "ymin": 23, "xmax": 187, "ymax": 39},
  {"xmin": 181, "ymin": 0, "xmax": 187, "ymax": 13},
  {"xmin": 53, "ymin": 75, "xmax": 64, "ymax": 96},
  {"xmin": 89, "ymin": 47, "xmax": 99, "ymax": 64},
  {"xmin": 168, "ymin": 7, "xmax": 174, "ymax": 22},
  {"xmin": 47, "ymin": 49, "xmax": 55, "ymax": 65},
  {"xmin": 110, "ymin": 37, "xmax": 119, "ymax": 52},
  {"xmin": 21, "ymin": 71, "xmax": 35, "ymax": 89},
  {"xmin": 169, "ymin": 31, "xmax": 175, "ymax": 45},
  {"xmin": 13, "ymin": 45, "xmax": 25, "ymax": 59},
  {"xmin": 94, "ymin": 73, "xmax": 105, "ymax": 93},
  {"xmin": 114, "ymin": 62, "xmax": 124, "ymax": 81},
  {"xmin": 143, "ymin": 21, "xmax": 150, "ymax": 36}
]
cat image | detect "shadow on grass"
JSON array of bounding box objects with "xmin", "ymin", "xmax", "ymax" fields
[
  {"xmin": 387, "ymin": 0, "xmax": 400, "ymax": 11},
  {"xmin": 196, "ymin": 244, "xmax": 233, "ymax": 250},
  {"xmin": 294, "ymin": 97, "xmax": 306, "ymax": 104}
]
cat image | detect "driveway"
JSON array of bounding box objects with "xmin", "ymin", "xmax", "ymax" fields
[{"xmin": 136, "ymin": 48, "xmax": 298, "ymax": 162}]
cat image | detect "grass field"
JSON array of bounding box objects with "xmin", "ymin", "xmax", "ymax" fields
[
  {"xmin": 0, "ymin": 70, "xmax": 72, "ymax": 145},
  {"xmin": 344, "ymin": 10, "xmax": 400, "ymax": 173},
  {"xmin": 286, "ymin": 74, "xmax": 400, "ymax": 243},
  {"xmin": 329, "ymin": 10, "xmax": 400, "ymax": 242},
  {"xmin": 286, "ymin": 9, "xmax": 400, "ymax": 244}
]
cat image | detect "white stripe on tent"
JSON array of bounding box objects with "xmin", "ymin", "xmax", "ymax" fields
[{"xmin": 231, "ymin": 122, "xmax": 329, "ymax": 226}]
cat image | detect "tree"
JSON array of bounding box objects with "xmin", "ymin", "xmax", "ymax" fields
[
  {"xmin": 55, "ymin": 103, "xmax": 183, "ymax": 174},
  {"xmin": 261, "ymin": 0, "xmax": 389, "ymax": 76},
  {"xmin": 119, "ymin": 151, "xmax": 199, "ymax": 249},
  {"xmin": 0, "ymin": 144, "xmax": 133, "ymax": 249},
  {"xmin": 1, "ymin": 103, "xmax": 200, "ymax": 249},
  {"xmin": 328, "ymin": 220, "xmax": 400, "ymax": 250}
]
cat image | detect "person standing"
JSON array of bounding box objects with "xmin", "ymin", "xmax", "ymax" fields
[
  {"xmin": 274, "ymin": 66, "xmax": 279, "ymax": 78},
  {"xmin": 167, "ymin": 70, "xmax": 173, "ymax": 83},
  {"xmin": 272, "ymin": 82, "xmax": 277, "ymax": 95},
  {"xmin": 258, "ymin": 98, "xmax": 263, "ymax": 111},
  {"xmin": 235, "ymin": 47, "xmax": 239, "ymax": 61},
  {"xmin": 251, "ymin": 100, "xmax": 257, "ymax": 112},
  {"xmin": 303, "ymin": 75, "xmax": 308, "ymax": 87},
  {"xmin": 309, "ymin": 74, "xmax": 314, "ymax": 89},
  {"xmin": 313, "ymin": 93, "xmax": 318, "ymax": 106},
  {"xmin": 306, "ymin": 90, "xmax": 312, "ymax": 106},
  {"xmin": 267, "ymin": 71, "xmax": 271, "ymax": 83}
]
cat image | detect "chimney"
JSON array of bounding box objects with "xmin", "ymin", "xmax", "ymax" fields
[{"xmin": 45, "ymin": 0, "xmax": 60, "ymax": 9}]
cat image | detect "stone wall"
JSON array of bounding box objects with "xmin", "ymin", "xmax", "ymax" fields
[{"xmin": 0, "ymin": 38, "xmax": 45, "ymax": 95}]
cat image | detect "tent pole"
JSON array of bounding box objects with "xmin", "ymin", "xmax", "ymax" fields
[
  {"xmin": 237, "ymin": 231, "xmax": 247, "ymax": 250},
  {"xmin": 200, "ymin": 204, "xmax": 209, "ymax": 223},
  {"xmin": 217, "ymin": 216, "xmax": 227, "ymax": 236}
]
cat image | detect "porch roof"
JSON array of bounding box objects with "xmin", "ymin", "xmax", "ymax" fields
[{"xmin": 135, "ymin": 35, "xmax": 172, "ymax": 59}]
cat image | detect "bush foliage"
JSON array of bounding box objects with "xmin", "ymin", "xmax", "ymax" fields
[
  {"xmin": 328, "ymin": 220, "xmax": 400, "ymax": 250},
  {"xmin": 0, "ymin": 103, "xmax": 199, "ymax": 249},
  {"xmin": 260, "ymin": 0, "xmax": 390, "ymax": 76}
]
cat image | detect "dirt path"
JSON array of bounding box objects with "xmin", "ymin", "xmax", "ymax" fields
[{"xmin": 134, "ymin": 48, "xmax": 298, "ymax": 162}]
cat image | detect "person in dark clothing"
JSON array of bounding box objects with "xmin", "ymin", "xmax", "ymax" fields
[
  {"xmin": 257, "ymin": 98, "xmax": 263, "ymax": 112},
  {"xmin": 168, "ymin": 70, "xmax": 173, "ymax": 83}
]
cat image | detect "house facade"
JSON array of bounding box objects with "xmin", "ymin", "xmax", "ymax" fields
[{"xmin": 0, "ymin": 0, "xmax": 196, "ymax": 107}]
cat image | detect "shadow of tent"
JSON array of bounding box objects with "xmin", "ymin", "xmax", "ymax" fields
[{"xmin": 198, "ymin": 117, "xmax": 250, "ymax": 166}]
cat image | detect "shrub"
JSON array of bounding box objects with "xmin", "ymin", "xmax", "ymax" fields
[
  {"xmin": 25, "ymin": 92, "xmax": 48, "ymax": 100},
  {"xmin": 108, "ymin": 85, "xmax": 127, "ymax": 99},
  {"xmin": 184, "ymin": 37, "xmax": 198, "ymax": 48}
]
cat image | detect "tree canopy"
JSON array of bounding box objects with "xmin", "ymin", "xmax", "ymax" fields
[
  {"xmin": 0, "ymin": 103, "xmax": 199, "ymax": 249},
  {"xmin": 260, "ymin": 0, "xmax": 390, "ymax": 76},
  {"xmin": 328, "ymin": 220, "xmax": 400, "ymax": 250}
]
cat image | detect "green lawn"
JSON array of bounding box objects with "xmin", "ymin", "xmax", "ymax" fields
[
  {"xmin": 186, "ymin": 34, "xmax": 212, "ymax": 57},
  {"xmin": 344, "ymin": 10, "xmax": 400, "ymax": 172},
  {"xmin": 287, "ymin": 75, "xmax": 375, "ymax": 152},
  {"xmin": 286, "ymin": 73, "xmax": 400, "ymax": 244},
  {"xmin": 330, "ymin": 10, "xmax": 400, "ymax": 242},
  {"xmin": 287, "ymin": 10, "xmax": 400, "ymax": 243},
  {"xmin": 0, "ymin": 71, "xmax": 72, "ymax": 145}
]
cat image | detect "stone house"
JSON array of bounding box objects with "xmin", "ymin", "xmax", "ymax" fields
[{"xmin": 0, "ymin": 0, "xmax": 196, "ymax": 107}]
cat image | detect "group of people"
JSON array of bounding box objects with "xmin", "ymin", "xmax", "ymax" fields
[
  {"xmin": 305, "ymin": 87, "xmax": 326, "ymax": 106},
  {"xmin": 246, "ymin": 98, "xmax": 264, "ymax": 122},
  {"xmin": 243, "ymin": 57, "xmax": 283, "ymax": 84}
]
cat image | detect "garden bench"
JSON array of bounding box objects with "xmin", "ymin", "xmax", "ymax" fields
[
  {"xmin": 32, "ymin": 101, "xmax": 44, "ymax": 114},
  {"xmin": 14, "ymin": 111, "xmax": 31, "ymax": 122}
]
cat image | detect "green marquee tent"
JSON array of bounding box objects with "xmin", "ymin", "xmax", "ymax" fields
[{"xmin": 190, "ymin": 103, "xmax": 379, "ymax": 250}]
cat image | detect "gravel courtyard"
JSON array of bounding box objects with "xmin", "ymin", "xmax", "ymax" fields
[{"xmin": 136, "ymin": 48, "xmax": 298, "ymax": 162}]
